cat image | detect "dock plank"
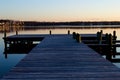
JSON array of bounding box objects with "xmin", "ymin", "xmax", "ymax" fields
[{"xmin": 1, "ymin": 34, "xmax": 120, "ymax": 80}]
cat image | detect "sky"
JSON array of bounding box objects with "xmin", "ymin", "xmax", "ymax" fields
[{"xmin": 1, "ymin": 0, "xmax": 120, "ymax": 22}]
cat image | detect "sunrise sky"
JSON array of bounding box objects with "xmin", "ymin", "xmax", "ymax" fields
[{"xmin": 1, "ymin": 0, "xmax": 120, "ymax": 22}]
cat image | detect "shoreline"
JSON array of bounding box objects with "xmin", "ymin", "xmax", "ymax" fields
[{"xmin": 24, "ymin": 25, "xmax": 120, "ymax": 29}]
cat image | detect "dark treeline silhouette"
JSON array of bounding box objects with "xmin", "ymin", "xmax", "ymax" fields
[
  {"xmin": 0, "ymin": 19, "xmax": 12, "ymax": 23},
  {"xmin": 1, "ymin": 19, "xmax": 120, "ymax": 26},
  {"xmin": 24, "ymin": 21, "xmax": 120, "ymax": 26}
]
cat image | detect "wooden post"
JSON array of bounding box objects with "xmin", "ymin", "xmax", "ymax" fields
[
  {"xmin": 113, "ymin": 31, "xmax": 117, "ymax": 58},
  {"xmin": 78, "ymin": 34, "xmax": 81, "ymax": 43},
  {"xmin": 4, "ymin": 30, "xmax": 7, "ymax": 53},
  {"xmin": 76, "ymin": 33, "xmax": 81, "ymax": 43},
  {"xmin": 73, "ymin": 32, "xmax": 76, "ymax": 39},
  {"xmin": 109, "ymin": 34, "xmax": 113, "ymax": 60},
  {"xmin": 100, "ymin": 30, "xmax": 103, "ymax": 34},
  {"xmin": 105, "ymin": 33, "xmax": 109, "ymax": 42},
  {"xmin": 50, "ymin": 30, "xmax": 52, "ymax": 35},
  {"xmin": 113, "ymin": 31, "xmax": 116, "ymax": 38},
  {"xmin": 99, "ymin": 31, "xmax": 102, "ymax": 44},
  {"xmin": 97, "ymin": 31, "xmax": 102, "ymax": 54},
  {"xmin": 104, "ymin": 33, "xmax": 109, "ymax": 54},
  {"xmin": 97, "ymin": 32, "xmax": 102, "ymax": 44},
  {"xmin": 68, "ymin": 30, "xmax": 70, "ymax": 35},
  {"xmin": 109, "ymin": 34, "xmax": 112, "ymax": 49},
  {"xmin": 97, "ymin": 32, "xmax": 99, "ymax": 41},
  {"xmin": 76, "ymin": 33, "xmax": 79, "ymax": 42},
  {"xmin": 106, "ymin": 34, "xmax": 112, "ymax": 61}
]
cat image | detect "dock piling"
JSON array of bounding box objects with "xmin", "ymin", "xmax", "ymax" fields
[
  {"xmin": 100, "ymin": 30, "xmax": 103, "ymax": 34},
  {"xmin": 106, "ymin": 34, "xmax": 112, "ymax": 61},
  {"xmin": 4, "ymin": 30, "xmax": 7, "ymax": 52},
  {"xmin": 76, "ymin": 33, "xmax": 81, "ymax": 43},
  {"xmin": 68, "ymin": 30, "xmax": 70, "ymax": 35},
  {"xmin": 76, "ymin": 33, "xmax": 79, "ymax": 42},
  {"xmin": 50, "ymin": 30, "xmax": 52, "ymax": 35},
  {"xmin": 97, "ymin": 32, "xmax": 102, "ymax": 44},
  {"xmin": 79, "ymin": 34, "xmax": 82, "ymax": 43},
  {"xmin": 73, "ymin": 32, "xmax": 76, "ymax": 39},
  {"xmin": 113, "ymin": 31, "xmax": 117, "ymax": 58}
]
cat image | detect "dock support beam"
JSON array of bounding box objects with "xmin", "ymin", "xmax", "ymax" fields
[
  {"xmin": 97, "ymin": 31, "xmax": 102, "ymax": 44},
  {"xmin": 106, "ymin": 34, "xmax": 112, "ymax": 61},
  {"xmin": 113, "ymin": 31, "xmax": 117, "ymax": 58},
  {"xmin": 4, "ymin": 30, "xmax": 7, "ymax": 53}
]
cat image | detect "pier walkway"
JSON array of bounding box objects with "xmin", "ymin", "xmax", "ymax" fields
[{"xmin": 1, "ymin": 34, "xmax": 120, "ymax": 80}]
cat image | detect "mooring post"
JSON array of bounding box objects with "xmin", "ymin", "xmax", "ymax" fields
[
  {"xmin": 73, "ymin": 32, "xmax": 76, "ymax": 39},
  {"xmin": 77, "ymin": 33, "xmax": 79, "ymax": 42},
  {"xmin": 97, "ymin": 31, "xmax": 102, "ymax": 54},
  {"xmin": 50, "ymin": 30, "xmax": 52, "ymax": 35},
  {"xmin": 99, "ymin": 31, "xmax": 102, "ymax": 44},
  {"xmin": 113, "ymin": 31, "xmax": 117, "ymax": 41},
  {"xmin": 4, "ymin": 30, "xmax": 7, "ymax": 52},
  {"xmin": 105, "ymin": 33, "xmax": 109, "ymax": 55},
  {"xmin": 76, "ymin": 33, "xmax": 79, "ymax": 42},
  {"xmin": 78, "ymin": 34, "xmax": 82, "ymax": 43},
  {"xmin": 76, "ymin": 33, "xmax": 81, "ymax": 43},
  {"xmin": 100, "ymin": 30, "xmax": 103, "ymax": 34},
  {"xmin": 68, "ymin": 30, "xmax": 70, "ymax": 35},
  {"xmin": 97, "ymin": 32, "xmax": 100, "ymax": 43},
  {"xmin": 106, "ymin": 34, "xmax": 112, "ymax": 61},
  {"xmin": 113, "ymin": 31, "xmax": 117, "ymax": 58},
  {"xmin": 105, "ymin": 33, "xmax": 109, "ymax": 43},
  {"xmin": 97, "ymin": 31, "xmax": 102, "ymax": 44}
]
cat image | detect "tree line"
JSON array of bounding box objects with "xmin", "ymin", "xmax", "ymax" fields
[
  {"xmin": 23, "ymin": 21, "xmax": 120, "ymax": 26},
  {"xmin": 1, "ymin": 19, "xmax": 120, "ymax": 26}
]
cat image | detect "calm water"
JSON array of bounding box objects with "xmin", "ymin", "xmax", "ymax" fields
[{"xmin": 1, "ymin": 26, "xmax": 120, "ymax": 77}]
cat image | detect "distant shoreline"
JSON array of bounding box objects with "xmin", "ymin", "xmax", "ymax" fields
[
  {"xmin": 1, "ymin": 19, "xmax": 120, "ymax": 29},
  {"xmin": 24, "ymin": 25, "xmax": 120, "ymax": 30},
  {"xmin": 24, "ymin": 21, "xmax": 120, "ymax": 26}
]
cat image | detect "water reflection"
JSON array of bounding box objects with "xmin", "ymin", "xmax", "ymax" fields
[
  {"xmin": 3, "ymin": 41, "xmax": 40, "ymax": 59},
  {"xmin": 0, "ymin": 25, "xmax": 24, "ymax": 33},
  {"xmin": 0, "ymin": 36, "xmax": 26, "ymax": 76},
  {"xmin": 0, "ymin": 54, "xmax": 26, "ymax": 76},
  {"xmin": 0, "ymin": 21, "xmax": 24, "ymax": 33}
]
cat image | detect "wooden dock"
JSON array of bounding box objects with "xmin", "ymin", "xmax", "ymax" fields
[{"xmin": 1, "ymin": 34, "xmax": 120, "ymax": 79}]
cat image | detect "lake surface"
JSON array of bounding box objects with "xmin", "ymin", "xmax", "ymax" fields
[{"xmin": 1, "ymin": 26, "xmax": 120, "ymax": 77}]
